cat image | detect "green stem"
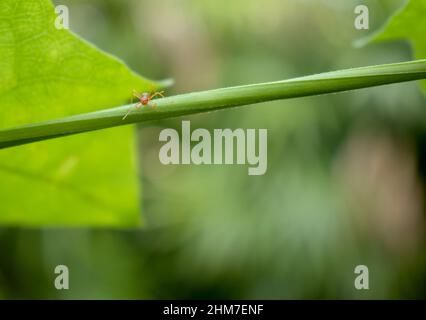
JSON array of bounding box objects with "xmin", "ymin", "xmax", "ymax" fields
[{"xmin": 1, "ymin": 59, "xmax": 426, "ymax": 149}]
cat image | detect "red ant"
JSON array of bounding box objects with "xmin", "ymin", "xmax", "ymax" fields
[{"xmin": 122, "ymin": 89, "xmax": 165, "ymax": 120}]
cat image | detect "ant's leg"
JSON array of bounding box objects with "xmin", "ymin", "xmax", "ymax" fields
[
  {"xmin": 133, "ymin": 89, "xmax": 142, "ymax": 98},
  {"xmin": 149, "ymin": 91, "xmax": 165, "ymax": 99},
  {"xmin": 132, "ymin": 89, "xmax": 142, "ymax": 101},
  {"xmin": 149, "ymin": 102, "xmax": 157, "ymax": 109},
  {"xmin": 130, "ymin": 90, "xmax": 142, "ymax": 105},
  {"xmin": 123, "ymin": 103, "xmax": 142, "ymax": 120}
]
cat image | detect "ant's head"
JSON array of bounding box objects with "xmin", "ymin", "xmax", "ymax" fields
[{"xmin": 140, "ymin": 92, "xmax": 150, "ymax": 105}]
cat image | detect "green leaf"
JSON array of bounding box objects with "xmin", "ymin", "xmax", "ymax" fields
[
  {"xmin": 0, "ymin": 0, "xmax": 164, "ymax": 226},
  {"xmin": 373, "ymin": 0, "xmax": 426, "ymax": 91}
]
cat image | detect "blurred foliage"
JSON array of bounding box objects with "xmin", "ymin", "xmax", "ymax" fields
[{"xmin": 1, "ymin": 0, "xmax": 426, "ymax": 299}]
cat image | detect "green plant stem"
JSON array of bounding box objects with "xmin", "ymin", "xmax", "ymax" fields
[{"xmin": 1, "ymin": 59, "xmax": 426, "ymax": 149}]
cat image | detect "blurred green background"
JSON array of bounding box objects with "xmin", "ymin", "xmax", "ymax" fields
[{"xmin": 1, "ymin": 0, "xmax": 426, "ymax": 299}]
